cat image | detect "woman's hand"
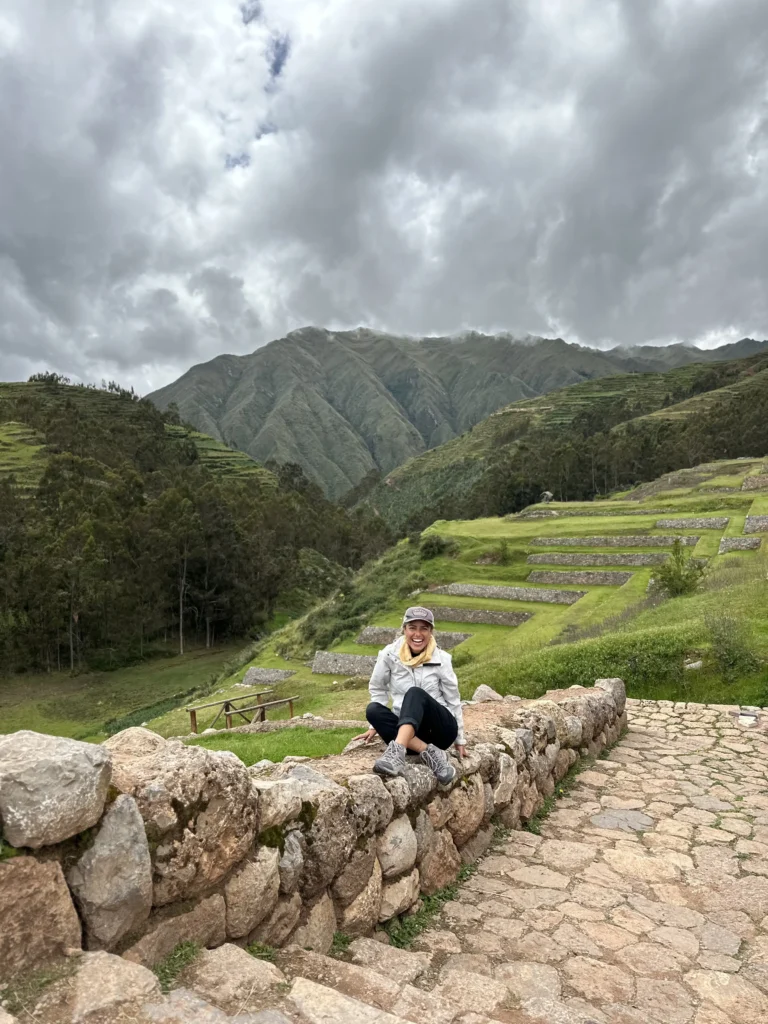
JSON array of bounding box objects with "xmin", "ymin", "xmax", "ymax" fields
[
  {"xmin": 352, "ymin": 728, "xmax": 378, "ymax": 744},
  {"xmin": 455, "ymin": 744, "xmax": 467, "ymax": 759}
]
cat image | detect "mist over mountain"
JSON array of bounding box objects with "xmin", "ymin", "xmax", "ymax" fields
[{"xmin": 148, "ymin": 329, "xmax": 768, "ymax": 499}]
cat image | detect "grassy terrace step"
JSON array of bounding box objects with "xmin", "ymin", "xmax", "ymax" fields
[
  {"xmin": 527, "ymin": 552, "xmax": 670, "ymax": 567},
  {"xmin": 527, "ymin": 569, "xmax": 634, "ymax": 586},
  {"xmin": 430, "ymin": 583, "xmax": 586, "ymax": 605},
  {"xmin": 355, "ymin": 627, "xmax": 472, "ymax": 648},
  {"xmin": 531, "ymin": 535, "xmax": 700, "ymax": 547}
]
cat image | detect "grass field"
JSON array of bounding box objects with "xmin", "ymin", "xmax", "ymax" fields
[
  {"xmin": 0, "ymin": 644, "xmax": 242, "ymax": 742},
  {"xmin": 188, "ymin": 726, "xmax": 362, "ymax": 765}
]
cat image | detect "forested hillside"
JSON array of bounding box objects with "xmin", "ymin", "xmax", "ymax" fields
[
  {"xmin": 0, "ymin": 376, "xmax": 391, "ymax": 674},
  {"xmin": 365, "ymin": 353, "xmax": 768, "ymax": 531},
  {"xmin": 148, "ymin": 327, "xmax": 768, "ymax": 499}
]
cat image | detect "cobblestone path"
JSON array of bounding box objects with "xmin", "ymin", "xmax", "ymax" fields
[{"xmin": 412, "ymin": 699, "xmax": 768, "ymax": 1023}]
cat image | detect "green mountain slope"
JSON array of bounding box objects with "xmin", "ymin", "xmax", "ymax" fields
[
  {"xmin": 363, "ymin": 353, "xmax": 768, "ymax": 531},
  {"xmin": 0, "ymin": 381, "xmax": 275, "ymax": 489},
  {"xmin": 148, "ymin": 328, "xmax": 768, "ymax": 499}
]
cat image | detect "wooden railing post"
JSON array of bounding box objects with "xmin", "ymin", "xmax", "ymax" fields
[
  {"xmin": 225, "ymin": 702, "xmax": 233, "ymax": 730},
  {"xmin": 189, "ymin": 709, "xmax": 198, "ymax": 734},
  {"xmin": 289, "ymin": 700, "xmax": 294, "ymax": 718}
]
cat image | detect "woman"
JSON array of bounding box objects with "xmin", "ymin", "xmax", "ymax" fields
[{"xmin": 353, "ymin": 606, "xmax": 467, "ymax": 784}]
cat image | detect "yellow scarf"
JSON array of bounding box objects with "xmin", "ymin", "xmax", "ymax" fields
[{"xmin": 399, "ymin": 634, "xmax": 437, "ymax": 668}]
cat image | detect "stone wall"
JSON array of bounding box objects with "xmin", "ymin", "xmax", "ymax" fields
[
  {"xmin": 655, "ymin": 517, "xmax": 729, "ymax": 529},
  {"xmin": 527, "ymin": 570, "xmax": 634, "ymax": 586},
  {"xmin": 531, "ymin": 535, "xmax": 700, "ymax": 547},
  {"xmin": 240, "ymin": 667, "xmax": 296, "ymax": 687},
  {"xmin": 719, "ymin": 536, "xmax": 762, "ymax": 553},
  {"xmin": 355, "ymin": 628, "xmax": 472, "ymax": 648},
  {"xmin": 312, "ymin": 652, "xmax": 378, "ymax": 676},
  {"xmin": 427, "ymin": 606, "xmax": 533, "ymax": 626},
  {"xmin": 0, "ymin": 679, "xmax": 627, "ymax": 981},
  {"xmin": 742, "ymin": 474, "xmax": 768, "ymax": 491},
  {"xmin": 527, "ymin": 552, "xmax": 670, "ymax": 566},
  {"xmin": 430, "ymin": 583, "xmax": 585, "ymax": 605},
  {"xmin": 744, "ymin": 516, "xmax": 768, "ymax": 534}
]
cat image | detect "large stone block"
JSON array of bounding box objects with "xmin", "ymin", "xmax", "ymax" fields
[
  {"xmin": 224, "ymin": 846, "xmax": 280, "ymax": 939},
  {"xmin": 0, "ymin": 731, "xmax": 111, "ymax": 848},
  {"xmin": 289, "ymin": 891, "xmax": 337, "ymax": 954},
  {"xmin": 104, "ymin": 728, "xmax": 258, "ymax": 905},
  {"xmin": 70, "ymin": 951, "xmax": 160, "ymax": 1023},
  {"xmin": 595, "ymin": 677, "xmax": 627, "ymax": 715},
  {"xmin": 379, "ymin": 868, "xmax": 420, "ymax": 921},
  {"xmin": 419, "ymin": 829, "xmax": 461, "ymax": 895},
  {"xmin": 252, "ymin": 778, "xmax": 302, "ymax": 830},
  {"xmin": 347, "ymin": 774, "xmax": 394, "ymax": 837},
  {"xmin": 249, "ymin": 893, "xmax": 302, "ymax": 948},
  {"xmin": 332, "ymin": 836, "xmax": 377, "ymax": 907},
  {"xmin": 338, "ymin": 858, "xmax": 383, "ymax": 936},
  {"xmin": 279, "ymin": 830, "xmax": 305, "ymax": 894},
  {"xmin": 122, "ymin": 894, "xmax": 226, "ymax": 966},
  {"xmin": 492, "ymin": 753, "xmax": 518, "ymax": 808},
  {"xmin": 0, "ymin": 857, "xmax": 81, "ymax": 980},
  {"xmin": 446, "ymin": 773, "xmax": 485, "ymax": 847},
  {"xmin": 67, "ymin": 794, "xmax": 152, "ymax": 951},
  {"xmin": 377, "ymin": 815, "xmax": 418, "ymax": 879},
  {"xmin": 182, "ymin": 944, "xmax": 286, "ymax": 1013}
]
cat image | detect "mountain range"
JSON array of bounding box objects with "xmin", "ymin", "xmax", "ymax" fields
[{"xmin": 148, "ymin": 328, "xmax": 768, "ymax": 499}]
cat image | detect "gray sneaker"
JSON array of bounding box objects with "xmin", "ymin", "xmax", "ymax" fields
[
  {"xmin": 374, "ymin": 740, "xmax": 407, "ymax": 777},
  {"xmin": 420, "ymin": 744, "xmax": 456, "ymax": 784}
]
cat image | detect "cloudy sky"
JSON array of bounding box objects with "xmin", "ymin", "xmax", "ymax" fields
[{"xmin": 1, "ymin": 0, "xmax": 767, "ymax": 392}]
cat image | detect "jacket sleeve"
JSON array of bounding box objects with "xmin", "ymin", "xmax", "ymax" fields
[
  {"xmin": 368, "ymin": 649, "xmax": 392, "ymax": 707},
  {"xmin": 438, "ymin": 653, "xmax": 466, "ymax": 746}
]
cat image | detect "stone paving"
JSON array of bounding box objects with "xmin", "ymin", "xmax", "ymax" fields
[{"xmin": 409, "ymin": 698, "xmax": 768, "ymax": 1024}]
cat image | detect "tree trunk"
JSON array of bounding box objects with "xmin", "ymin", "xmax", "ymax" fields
[
  {"xmin": 69, "ymin": 592, "xmax": 75, "ymax": 674},
  {"xmin": 179, "ymin": 552, "xmax": 187, "ymax": 656}
]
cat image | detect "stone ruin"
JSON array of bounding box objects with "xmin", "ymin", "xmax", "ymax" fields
[{"xmin": 0, "ymin": 680, "xmax": 627, "ymax": 1003}]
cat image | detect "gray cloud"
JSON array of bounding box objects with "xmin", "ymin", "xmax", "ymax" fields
[{"xmin": 0, "ymin": 0, "xmax": 767, "ymax": 392}]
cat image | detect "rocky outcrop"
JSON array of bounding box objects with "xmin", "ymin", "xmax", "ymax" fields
[
  {"xmin": 0, "ymin": 731, "xmax": 111, "ymax": 848},
  {"xmin": 1, "ymin": 679, "xmax": 626, "ymax": 981}
]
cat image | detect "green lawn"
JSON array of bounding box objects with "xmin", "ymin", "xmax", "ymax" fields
[
  {"xmin": 0, "ymin": 643, "xmax": 242, "ymax": 742},
  {"xmin": 188, "ymin": 726, "xmax": 361, "ymax": 765}
]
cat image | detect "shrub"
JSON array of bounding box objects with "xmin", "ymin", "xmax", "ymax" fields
[
  {"xmin": 471, "ymin": 623, "xmax": 699, "ymax": 697},
  {"xmin": 651, "ymin": 539, "xmax": 706, "ymax": 597},
  {"xmin": 497, "ymin": 539, "xmax": 511, "ymax": 566},
  {"xmin": 419, "ymin": 533, "xmax": 458, "ymax": 560},
  {"xmin": 705, "ymin": 611, "xmax": 760, "ymax": 682}
]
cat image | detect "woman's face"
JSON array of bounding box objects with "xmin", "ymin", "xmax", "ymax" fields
[{"xmin": 404, "ymin": 620, "xmax": 432, "ymax": 653}]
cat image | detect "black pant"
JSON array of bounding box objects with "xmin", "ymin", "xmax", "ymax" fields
[{"xmin": 366, "ymin": 687, "xmax": 458, "ymax": 750}]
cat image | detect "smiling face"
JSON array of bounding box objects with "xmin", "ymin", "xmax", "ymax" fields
[{"xmin": 404, "ymin": 619, "xmax": 433, "ymax": 654}]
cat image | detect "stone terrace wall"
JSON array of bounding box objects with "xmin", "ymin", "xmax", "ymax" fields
[
  {"xmin": 719, "ymin": 536, "xmax": 762, "ymax": 553},
  {"xmin": 312, "ymin": 652, "xmax": 378, "ymax": 675},
  {"xmin": 745, "ymin": 516, "xmax": 768, "ymax": 534},
  {"xmin": 531, "ymin": 535, "xmax": 700, "ymax": 547},
  {"xmin": 655, "ymin": 517, "xmax": 729, "ymax": 529},
  {"xmin": 431, "ymin": 583, "xmax": 585, "ymax": 605},
  {"xmin": 527, "ymin": 570, "xmax": 634, "ymax": 586},
  {"xmin": 527, "ymin": 552, "xmax": 670, "ymax": 566},
  {"xmin": 0, "ymin": 681, "xmax": 626, "ymax": 981},
  {"xmin": 428, "ymin": 606, "xmax": 533, "ymax": 626},
  {"xmin": 355, "ymin": 628, "xmax": 472, "ymax": 648}
]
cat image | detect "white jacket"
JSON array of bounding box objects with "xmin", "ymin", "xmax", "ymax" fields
[{"xmin": 368, "ymin": 641, "xmax": 466, "ymax": 746}]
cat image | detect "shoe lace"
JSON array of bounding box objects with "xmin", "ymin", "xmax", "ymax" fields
[
  {"xmin": 384, "ymin": 740, "xmax": 404, "ymax": 764},
  {"xmin": 421, "ymin": 745, "xmax": 445, "ymax": 772}
]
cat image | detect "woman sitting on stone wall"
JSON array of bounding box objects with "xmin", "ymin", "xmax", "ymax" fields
[{"xmin": 352, "ymin": 606, "xmax": 466, "ymax": 784}]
